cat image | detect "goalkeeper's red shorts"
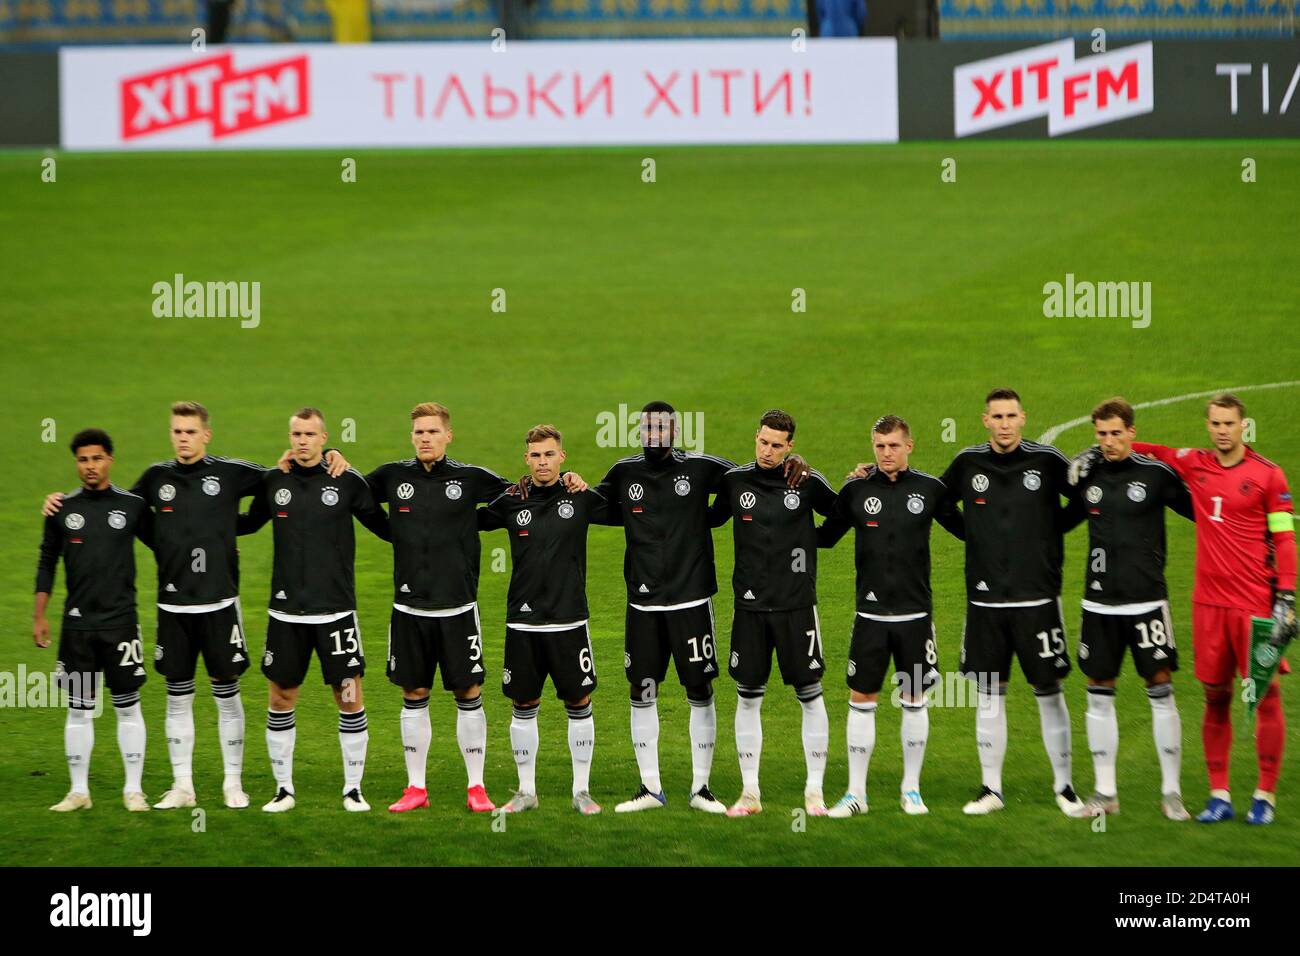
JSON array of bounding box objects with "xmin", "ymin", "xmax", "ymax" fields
[{"xmin": 1193, "ymin": 601, "xmax": 1292, "ymax": 685}]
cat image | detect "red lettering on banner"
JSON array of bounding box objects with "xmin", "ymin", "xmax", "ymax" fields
[
  {"xmin": 434, "ymin": 74, "xmax": 475, "ymax": 119},
  {"xmin": 1096, "ymin": 61, "xmax": 1138, "ymax": 107},
  {"xmin": 120, "ymin": 53, "xmax": 308, "ymax": 140},
  {"xmin": 709, "ymin": 69, "xmax": 742, "ymax": 116},
  {"xmin": 528, "ymin": 72, "xmax": 563, "ymax": 117},
  {"xmin": 754, "ymin": 70, "xmax": 792, "ymax": 115},
  {"xmin": 373, "ymin": 72, "xmax": 404, "ymax": 118},
  {"xmin": 1062, "ymin": 71, "xmax": 1090, "ymax": 117},
  {"xmin": 645, "ymin": 71, "xmax": 681, "ymax": 116},
  {"xmin": 973, "ymin": 72, "xmax": 1003, "ymax": 116},
  {"xmin": 212, "ymin": 58, "xmax": 309, "ymax": 137},
  {"xmin": 1026, "ymin": 58, "xmax": 1058, "ymax": 101},
  {"xmin": 414, "ymin": 74, "xmax": 425, "ymax": 117},
  {"xmin": 574, "ymin": 72, "xmax": 613, "ymax": 117},
  {"xmin": 484, "ymin": 77, "xmax": 519, "ymax": 118}
]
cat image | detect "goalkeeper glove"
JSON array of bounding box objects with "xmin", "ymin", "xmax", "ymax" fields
[
  {"xmin": 1272, "ymin": 589, "xmax": 1297, "ymax": 648},
  {"xmin": 1068, "ymin": 446, "xmax": 1103, "ymax": 487}
]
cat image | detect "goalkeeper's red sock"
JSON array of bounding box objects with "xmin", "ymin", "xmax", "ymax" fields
[
  {"xmin": 1255, "ymin": 682, "xmax": 1284, "ymax": 793},
  {"xmin": 1203, "ymin": 685, "xmax": 1233, "ymax": 792}
]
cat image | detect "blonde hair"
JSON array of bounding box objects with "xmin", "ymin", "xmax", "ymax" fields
[
  {"xmin": 411, "ymin": 402, "xmax": 451, "ymax": 426},
  {"xmin": 171, "ymin": 401, "xmax": 210, "ymax": 426}
]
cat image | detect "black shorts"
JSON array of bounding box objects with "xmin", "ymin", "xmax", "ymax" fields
[
  {"xmin": 728, "ymin": 606, "xmax": 824, "ymax": 689},
  {"xmin": 503, "ymin": 623, "xmax": 597, "ymax": 703},
  {"xmin": 56, "ymin": 623, "xmax": 147, "ymax": 696},
  {"xmin": 155, "ymin": 602, "xmax": 250, "ymax": 681},
  {"xmin": 847, "ymin": 614, "xmax": 940, "ymax": 697},
  {"xmin": 262, "ymin": 612, "xmax": 365, "ymax": 688},
  {"xmin": 959, "ymin": 600, "xmax": 1072, "ymax": 687},
  {"xmin": 1079, "ymin": 603, "xmax": 1179, "ymax": 682},
  {"xmin": 386, "ymin": 606, "xmax": 485, "ymax": 692},
  {"xmin": 625, "ymin": 600, "xmax": 719, "ymax": 692}
]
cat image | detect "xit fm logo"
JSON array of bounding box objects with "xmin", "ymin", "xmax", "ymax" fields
[
  {"xmin": 121, "ymin": 52, "xmax": 309, "ymax": 140},
  {"xmin": 954, "ymin": 40, "xmax": 1153, "ymax": 138}
]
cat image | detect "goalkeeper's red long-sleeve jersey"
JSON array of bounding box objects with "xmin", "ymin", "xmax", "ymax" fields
[{"xmin": 1132, "ymin": 442, "xmax": 1296, "ymax": 614}]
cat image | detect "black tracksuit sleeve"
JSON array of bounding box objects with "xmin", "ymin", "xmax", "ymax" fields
[
  {"xmin": 810, "ymin": 473, "xmax": 838, "ymax": 517},
  {"xmin": 365, "ymin": 465, "xmax": 389, "ymax": 504},
  {"xmin": 1050, "ymin": 451, "xmax": 1087, "ymax": 533},
  {"xmin": 351, "ymin": 474, "xmax": 390, "ymax": 541},
  {"xmin": 933, "ymin": 486, "xmax": 966, "ymax": 540},
  {"xmin": 35, "ymin": 513, "xmax": 62, "ymax": 594},
  {"xmin": 708, "ymin": 489, "xmax": 733, "ymax": 528},
  {"xmin": 134, "ymin": 504, "xmax": 156, "ymax": 551},
  {"xmin": 477, "ymin": 496, "xmax": 508, "ymax": 532},
  {"xmin": 938, "ymin": 457, "xmax": 963, "ymax": 513},
  {"xmin": 815, "ymin": 491, "xmax": 852, "ymax": 549},
  {"xmin": 587, "ymin": 489, "xmax": 617, "ymax": 525},
  {"xmin": 129, "ymin": 467, "xmax": 151, "ymax": 498},
  {"xmin": 237, "ymin": 486, "xmax": 271, "ymax": 536},
  {"xmin": 1166, "ymin": 471, "xmax": 1195, "ymax": 522}
]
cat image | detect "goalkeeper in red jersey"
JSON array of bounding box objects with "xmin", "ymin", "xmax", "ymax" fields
[{"xmin": 1073, "ymin": 393, "xmax": 1297, "ymax": 824}]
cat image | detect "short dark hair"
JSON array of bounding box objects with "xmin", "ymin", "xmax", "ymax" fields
[
  {"xmin": 291, "ymin": 407, "xmax": 326, "ymax": 429},
  {"xmin": 1207, "ymin": 392, "xmax": 1246, "ymax": 419},
  {"xmin": 758, "ymin": 409, "xmax": 795, "ymax": 440},
  {"xmin": 871, "ymin": 414, "xmax": 910, "ymax": 438},
  {"xmin": 1091, "ymin": 397, "xmax": 1135, "ymax": 429},
  {"xmin": 985, "ymin": 388, "xmax": 1021, "ymax": 406},
  {"xmin": 525, "ymin": 424, "xmax": 563, "ymax": 446},
  {"xmin": 70, "ymin": 428, "xmax": 113, "ymax": 456},
  {"xmin": 642, "ymin": 400, "xmax": 675, "ymax": 417}
]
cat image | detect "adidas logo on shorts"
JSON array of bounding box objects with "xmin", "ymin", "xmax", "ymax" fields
[
  {"xmin": 347, "ymin": 657, "xmax": 360, "ymax": 667},
  {"xmin": 743, "ymin": 590, "xmax": 755, "ymax": 600},
  {"xmin": 582, "ymin": 676, "xmax": 593, "ymax": 686},
  {"xmin": 275, "ymin": 591, "xmax": 286, "ymax": 600},
  {"xmin": 638, "ymin": 584, "xmax": 649, "ymax": 593},
  {"xmin": 232, "ymin": 653, "xmax": 245, "ymax": 663},
  {"xmin": 471, "ymin": 664, "xmax": 483, "ymax": 674}
]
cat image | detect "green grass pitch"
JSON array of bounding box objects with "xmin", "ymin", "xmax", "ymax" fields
[{"xmin": 0, "ymin": 141, "xmax": 1296, "ymax": 866}]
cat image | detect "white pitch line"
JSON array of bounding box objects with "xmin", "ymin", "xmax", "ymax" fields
[{"xmin": 1038, "ymin": 380, "xmax": 1300, "ymax": 447}]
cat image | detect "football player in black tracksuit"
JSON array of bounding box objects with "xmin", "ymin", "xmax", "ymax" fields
[
  {"xmin": 936, "ymin": 389, "xmax": 1088, "ymax": 817},
  {"xmin": 478, "ymin": 425, "xmax": 617, "ymax": 816},
  {"xmin": 598, "ymin": 401, "xmax": 812, "ymax": 814},
  {"xmin": 1064, "ymin": 398, "xmax": 1195, "ymax": 821},
  {"xmin": 38, "ymin": 401, "xmax": 352, "ymax": 811},
  {"xmin": 35, "ymin": 429, "xmax": 154, "ymax": 813},
  {"xmin": 365, "ymin": 402, "xmax": 587, "ymax": 815},
  {"xmin": 817, "ymin": 415, "xmax": 964, "ymax": 818},
  {"xmin": 709, "ymin": 410, "xmax": 837, "ymax": 817},
  {"xmin": 237, "ymin": 409, "xmax": 390, "ymax": 814}
]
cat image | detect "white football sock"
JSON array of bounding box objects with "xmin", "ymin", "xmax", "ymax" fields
[
  {"xmin": 1148, "ymin": 683, "xmax": 1182, "ymax": 796},
  {"xmin": 688, "ymin": 695, "xmax": 717, "ymax": 793},
  {"xmin": 212, "ymin": 680, "xmax": 245, "ymax": 787},
  {"xmin": 455, "ymin": 694, "xmax": 488, "ymax": 789},
  {"xmin": 1086, "ymin": 686, "xmax": 1119, "ymax": 796},
  {"xmin": 797, "ymin": 684, "xmax": 829, "ymax": 792},
  {"xmin": 734, "ymin": 688, "xmax": 764, "ymax": 791},
  {"xmin": 846, "ymin": 700, "xmax": 877, "ymax": 797},
  {"xmin": 164, "ymin": 680, "xmax": 196, "ymax": 789},
  {"xmin": 112, "ymin": 692, "xmax": 146, "ymax": 795},
  {"xmin": 400, "ymin": 696, "xmax": 432, "ymax": 790},
  {"xmin": 339, "ymin": 709, "xmax": 368, "ymax": 795},
  {"xmin": 510, "ymin": 704, "xmax": 539, "ymax": 795},
  {"xmin": 1035, "ymin": 686, "xmax": 1074, "ymax": 793},
  {"xmin": 566, "ymin": 702, "xmax": 595, "ymax": 795},
  {"xmin": 900, "ymin": 699, "xmax": 929, "ymax": 792},
  {"xmin": 630, "ymin": 699, "xmax": 661, "ymax": 793},
  {"xmin": 975, "ymin": 688, "xmax": 1007, "ymax": 794},
  {"xmin": 65, "ymin": 706, "xmax": 95, "ymax": 795},
  {"xmin": 266, "ymin": 709, "xmax": 296, "ymax": 793}
]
